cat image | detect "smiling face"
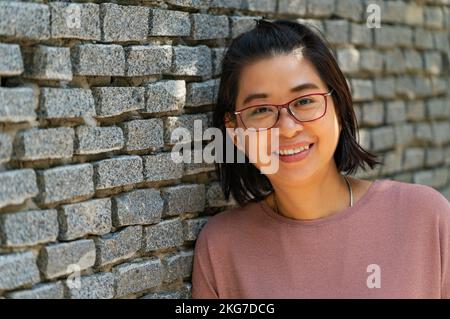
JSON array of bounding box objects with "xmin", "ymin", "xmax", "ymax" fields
[{"xmin": 230, "ymin": 53, "xmax": 342, "ymax": 185}]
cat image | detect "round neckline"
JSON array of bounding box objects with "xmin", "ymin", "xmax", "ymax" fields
[{"xmin": 259, "ymin": 179, "xmax": 382, "ymax": 227}]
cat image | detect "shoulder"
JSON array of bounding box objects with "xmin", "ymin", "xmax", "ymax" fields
[
  {"xmin": 376, "ymin": 178, "xmax": 450, "ymax": 220},
  {"xmin": 195, "ymin": 201, "xmax": 260, "ymax": 245}
]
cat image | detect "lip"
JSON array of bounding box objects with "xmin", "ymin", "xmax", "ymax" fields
[{"xmin": 276, "ymin": 143, "xmax": 314, "ymax": 163}]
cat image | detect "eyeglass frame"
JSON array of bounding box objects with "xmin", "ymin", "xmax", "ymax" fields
[{"xmin": 233, "ymin": 89, "xmax": 334, "ymax": 131}]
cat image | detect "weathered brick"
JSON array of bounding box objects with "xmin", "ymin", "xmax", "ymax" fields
[
  {"xmin": 162, "ymin": 250, "xmax": 193, "ymax": 283},
  {"xmin": 385, "ymin": 101, "xmax": 406, "ymax": 124},
  {"xmin": 161, "ymin": 184, "xmax": 205, "ymax": 216},
  {"xmin": 75, "ymin": 125, "xmax": 124, "ymax": 155},
  {"xmin": 306, "ymin": 0, "xmax": 334, "ymax": 17},
  {"xmin": 414, "ymin": 123, "xmax": 433, "ymax": 143},
  {"xmin": 100, "ymin": 3, "xmax": 149, "ymax": 42},
  {"xmin": 0, "ymin": 133, "xmax": 13, "ymax": 164},
  {"xmin": 414, "ymin": 168, "xmax": 448, "ymax": 189},
  {"xmin": 0, "ymin": 209, "xmax": 58, "ymax": 247},
  {"xmin": 190, "ymin": 14, "xmax": 229, "ymax": 40},
  {"xmin": 431, "ymin": 122, "xmax": 450, "ymax": 146},
  {"xmin": 66, "ymin": 272, "xmax": 115, "ymax": 299},
  {"xmin": 37, "ymin": 164, "xmax": 94, "ymax": 205},
  {"xmin": 182, "ymin": 217, "xmax": 208, "ymax": 241},
  {"xmin": 14, "ymin": 127, "xmax": 74, "ymax": 161},
  {"xmin": 149, "ymin": 9, "xmax": 190, "ymax": 36},
  {"xmin": 167, "ymin": 0, "xmax": 210, "ymax": 9},
  {"xmin": 7, "ymin": 282, "xmax": 64, "ymax": 299},
  {"xmin": 230, "ymin": 16, "xmax": 258, "ymax": 39},
  {"xmin": 93, "ymin": 156, "xmax": 143, "ymax": 190},
  {"xmin": 395, "ymin": 76, "xmax": 416, "ymax": 99},
  {"xmin": 0, "ymin": 87, "xmax": 37, "ymax": 123},
  {"xmin": 122, "ymin": 119, "xmax": 164, "ymax": 152},
  {"xmin": 384, "ymin": 49, "xmax": 406, "ymax": 74},
  {"xmin": 212, "ymin": 48, "xmax": 226, "ymax": 76},
  {"xmin": 427, "ymin": 98, "xmax": 448, "ymax": 120},
  {"xmin": 433, "ymin": 31, "xmax": 450, "ymax": 53},
  {"xmin": 39, "ymin": 88, "xmax": 95, "ymax": 120},
  {"xmin": 125, "ymin": 45, "xmax": 172, "ymax": 76},
  {"xmin": 414, "ymin": 28, "xmax": 434, "ymax": 50},
  {"xmin": 425, "ymin": 147, "xmax": 444, "ymax": 167},
  {"xmin": 424, "ymin": 6, "xmax": 444, "ymax": 29},
  {"xmin": 424, "ymin": 52, "xmax": 442, "ymax": 75},
  {"xmin": 374, "ymin": 77, "xmax": 395, "ymax": 99},
  {"xmin": 50, "ymin": 2, "xmax": 101, "ymax": 40},
  {"xmin": 114, "ymin": 258, "xmax": 163, "ymax": 297},
  {"xmin": 403, "ymin": 49, "xmax": 423, "ymax": 72},
  {"xmin": 335, "ymin": 0, "xmax": 363, "ymax": 21},
  {"xmin": 0, "ymin": 43, "xmax": 24, "ymax": 76},
  {"xmin": 414, "ymin": 75, "xmax": 433, "ymax": 97},
  {"xmin": 394, "ymin": 123, "xmax": 414, "ymax": 146},
  {"xmin": 92, "ymin": 87, "xmax": 145, "ymax": 118},
  {"xmin": 360, "ymin": 49, "xmax": 383, "ymax": 73},
  {"xmin": 324, "ymin": 20, "xmax": 349, "ymax": 45},
  {"xmin": 351, "ymin": 79, "xmax": 373, "ymax": 101},
  {"xmin": 72, "ymin": 44, "xmax": 125, "ymax": 76},
  {"xmin": 38, "ymin": 239, "xmax": 95, "ymax": 279},
  {"xmin": 142, "ymin": 153, "xmax": 184, "ymax": 182},
  {"xmin": 186, "ymin": 79, "xmax": 220, "ymax": 106},
  {"xmin": 210, "ymin": 0, "xmax": 242, "ymax": 9},
  {"xmin": 243, "ymin": 0, "xmax": 276, "ymax": 12},
  {"xmin": 350, "ymin": 22, "xmax": 373, "ymax": 47},
  {"xmin": 112, "ymin": 189, "xmax": 163, "ymax": 227},
  {"xmin": 94, "ymin": 226, "xmax": 142, "ymax": 267},
  {"xmin": 277, "ymin": 0, "xmax": 306, "ymax": 15},
  {"xmin": 383, "ymin": 1, "xmax": 406, "ymax": 24},
  {"xmin": 371, "ymin": 126, "xmax": 395, "ymax": 151},
  {"xmin": 23, "ymin": 45, "xmax": 72, "ymax": 81},
  {"xmin": 337, "ymin": 48, "xmax": 360, "ymax": 73},
  {"xmin": 58, "ymin": 198, "xmax": 112, "ymax": 241},
  {"xmin": 145, "ymin": 80, "xmax": 185, "ymax": 114},
  {"xmin": 404, "ymin": 3, "xmax": 424, "ymax": 26},
  {"xmin": 144, "ymin": 218, "xmax": 184, "ymax": 251},
  {"xmin": 403, "ymin": 148, "xmax": 425, "ymax": 171},
  {"xmin": 380, "ymin": 150, "xmax": 403, "ymax": 175},
  {"xmin": 358, "ymin": 128, "xmax": 371, "ymax": 150},
  {"xmin": 0, "ymin": 169, "xmax": 38, "ymax": 209},
  {"xmin": 0, "ymin": 252, "xmax": 40, "ymax": 290},
  {"xmin": 362, "ymin": 102, "xmax": 384, "ymax": 126},
  {"xmin": 164, "ymin": 113, "xmax": 210, "ymax": 144},
  {"xmin": 406, "ymin": 100, "xmax": 426, "ymax": 121},
  {"xmin": 169, "ymin": 45, "xmax": 211, "ymax": 77},
  {"xmin": 0, "ymin": 2, "xmax": 50, "ymax": 40}
]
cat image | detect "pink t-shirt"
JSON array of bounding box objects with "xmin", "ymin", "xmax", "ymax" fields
[{"xmin": 192, "ymin": 179, "xmax": 450, "ymax": 298}]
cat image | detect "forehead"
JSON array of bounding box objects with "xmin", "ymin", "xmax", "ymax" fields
[{"xmin": 237, "ymin": 54, "xmax": 326, "ymax": 104}]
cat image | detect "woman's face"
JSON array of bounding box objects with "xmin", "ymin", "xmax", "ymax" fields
[{"xmin": 231, "ymin": 53, "xmax": 342, "ymax": 185}]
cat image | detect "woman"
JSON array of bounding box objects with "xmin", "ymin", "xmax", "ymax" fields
[{"xmin": 191, "ymin": 19, "xmax": 450, "ymax": 298}]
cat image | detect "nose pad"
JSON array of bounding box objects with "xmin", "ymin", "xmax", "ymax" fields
[{"xmin": 277, "ymin": 108, "xmax": 304, "ymax": 131}]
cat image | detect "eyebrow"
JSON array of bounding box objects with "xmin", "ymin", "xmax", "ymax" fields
[{"xmin": 242, "ymin": 83, "xmax": 320, "ymax": 106}]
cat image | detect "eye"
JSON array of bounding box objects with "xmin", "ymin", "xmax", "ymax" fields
[
  {"xmin": 295, "ymin": 98, "xmax": 313, "ymax": 106},
  {"xmin": 251, "ymin": 106, "xmax": 272, "ymax": 115}
]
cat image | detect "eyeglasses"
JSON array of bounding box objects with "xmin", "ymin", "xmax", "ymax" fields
[{"xmin": 234, "ymin": 89, "xmax": 334, "ymax": 131}]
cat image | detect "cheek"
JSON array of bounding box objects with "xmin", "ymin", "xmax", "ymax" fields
[{"xmin": 315, "ymin": 107, "xmax": 341, "ymax": 154}]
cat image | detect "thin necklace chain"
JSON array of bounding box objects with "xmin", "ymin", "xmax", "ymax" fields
[{"xmin": 272, "ymin": 176, "xmax": 353, "ymax": 215}]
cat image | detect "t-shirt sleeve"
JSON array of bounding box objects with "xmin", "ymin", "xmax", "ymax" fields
[
  {"xmin": 439, "ymin": 192, "xmax": 450, "ymax": 299},
  {"xmin": 191, "ymin": 225, "xmax": 219, "ymax": 299}
]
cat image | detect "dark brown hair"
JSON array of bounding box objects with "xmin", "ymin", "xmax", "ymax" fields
[{"xmin": 213, "ymin": 19, "xmax": 382, "ymax": 206}]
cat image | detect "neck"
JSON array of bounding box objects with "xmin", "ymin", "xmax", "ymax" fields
[{"xmin": 269, "ymin": 163, "xmax": 350, "ymax": 221}]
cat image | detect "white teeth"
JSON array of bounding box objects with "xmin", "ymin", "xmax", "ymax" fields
[{"xmin": 277, "ymin": 144, "xmax": 311, "ymax": 156}]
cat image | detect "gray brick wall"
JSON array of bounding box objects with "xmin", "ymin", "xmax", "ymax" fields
[{"xmin": 0, "ymin": 0, "xmax": 449, "ymax": 299}]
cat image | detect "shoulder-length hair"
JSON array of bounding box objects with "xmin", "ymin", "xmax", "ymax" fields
[{"xmin": 212, "ymin": 19, "xmax": 381, "ymax": 206}]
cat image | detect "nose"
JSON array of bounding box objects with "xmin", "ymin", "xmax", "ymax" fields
[{"xmin": 274, "ymin": 108, "xmax": 304, "ymax": 137}]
